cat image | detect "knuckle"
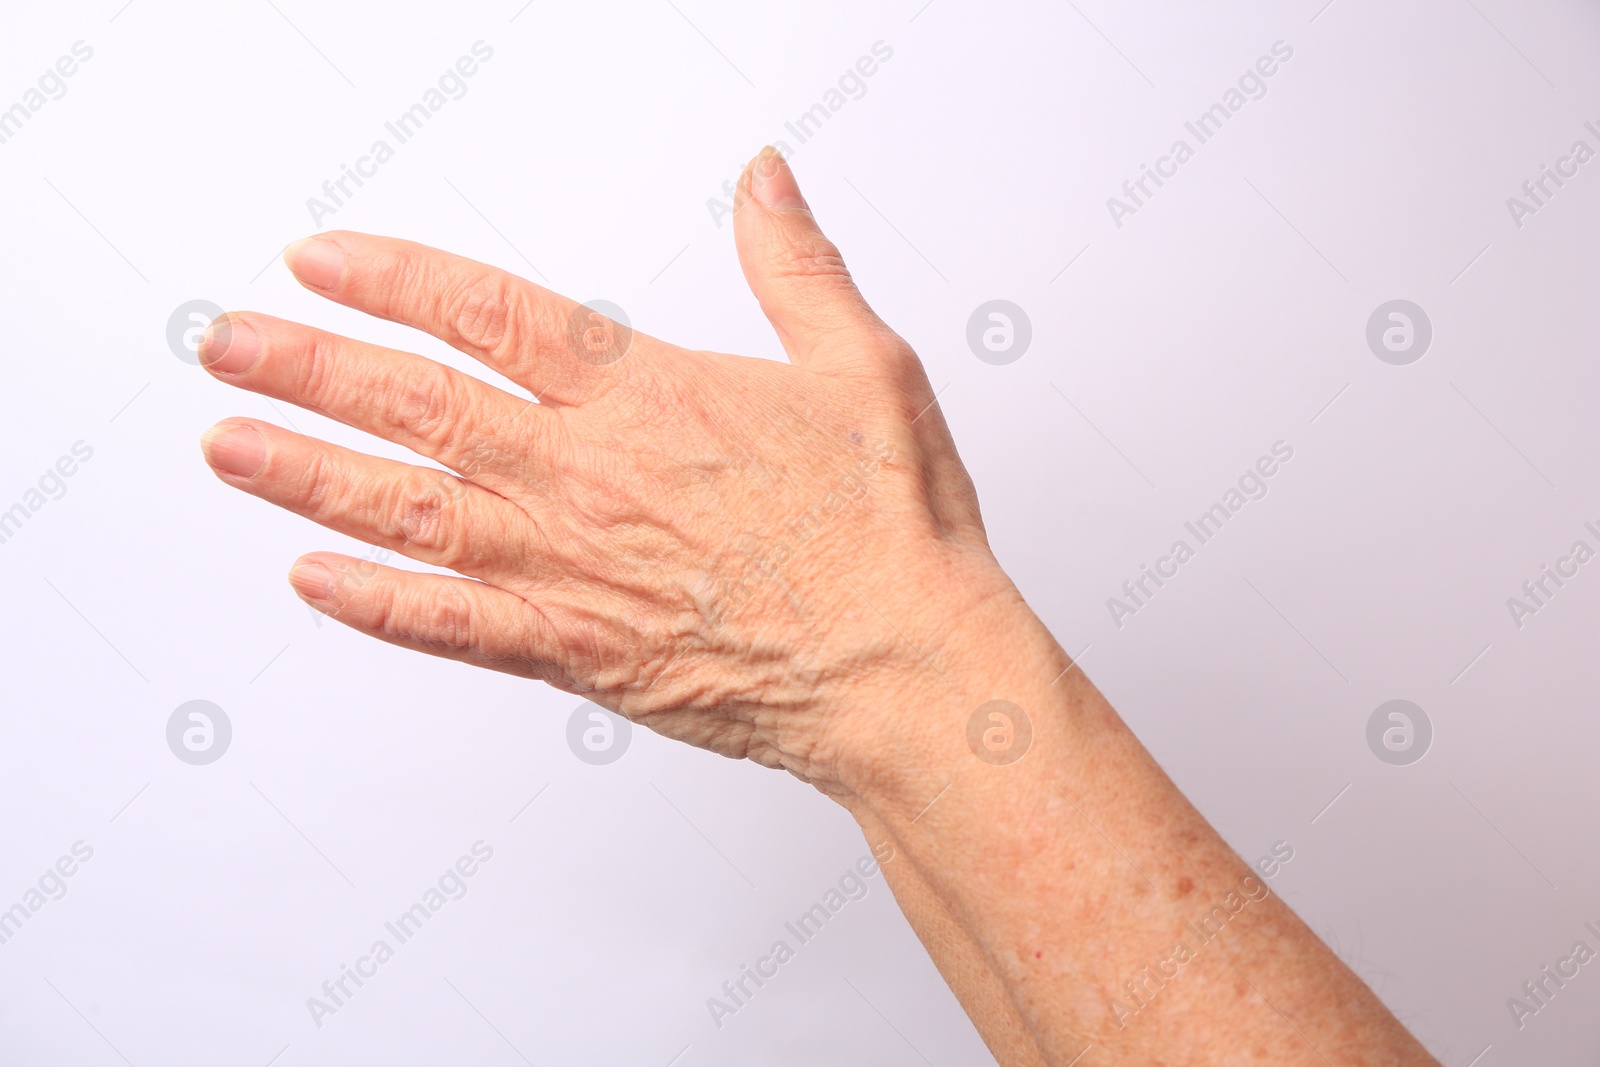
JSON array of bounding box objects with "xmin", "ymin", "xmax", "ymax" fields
[
  {"xmin": 391, "ymin": 365, "xmax": 456, "ymax": 450},
  {"xmin": 368, "ymin": 581, "xmax": 414, "ymax": 643},
  {"xmin": 373, "ymin": 580, "xmax": 478, "ymax": 652},
  {"xmin": 392, "ymin": 472, "xmax": 469, "ymax": 564},
  {"xmin": 298, "ymin": 332, "xmax": 339, "ymax": 407},
  {"xmin": 869, "ymin": 336, "xmax": 925, "ymax": 382},
  {"xmin": 771, "ymin": 232, "xmax": 851, "ymax": 283},
  {"xmin": 413, "ymin": 586, "xmax": 479, "ymax": 651},
  {"xmin": 452, "ymin": 270, "xmax": 519, "ymax": 356},
  {"xmin": 365, "ymin": 584, "xmax": 398, "ymax": 636},
  {"xmin": 291, "ymin": 447, "xmax": 337, "ymax": 515},
  {"xmin": 394, "ymin": 475, "xmax": 448, "ymax": 547}
]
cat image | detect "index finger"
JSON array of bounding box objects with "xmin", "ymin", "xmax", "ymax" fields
[{"xmin": 283, "ymin": 231, "xmax": 649, "ymax": 406}]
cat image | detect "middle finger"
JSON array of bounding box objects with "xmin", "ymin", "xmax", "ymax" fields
[{"xmin": 200, "ymin": 311, "xmax": 546, "ymax": 493}]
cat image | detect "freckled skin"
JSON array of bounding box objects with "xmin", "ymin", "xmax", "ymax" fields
[{"xmin": 199, "ymin": 148, "xmax": 1443, "ymax": 1067}]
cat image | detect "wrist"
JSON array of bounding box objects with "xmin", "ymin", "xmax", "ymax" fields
[{"xmin": 820, "ymin": 548, "xmax": 1077, "ymax": 811}]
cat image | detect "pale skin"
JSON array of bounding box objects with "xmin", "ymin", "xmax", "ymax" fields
[{"xmin": 199, "ymin": 148, "xmax": 1441, "ymax": 1066}]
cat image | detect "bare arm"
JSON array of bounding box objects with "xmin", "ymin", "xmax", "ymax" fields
[
  {"xmin": 853, "ymin": 808, "xmax": 1053, "ymax": 1065},
  {"xmin": 841, "ymin": 586, "xmax": 1435, "ymax": 1064},
  {"xmin": 198, "ymin": 148, "xmax": 1438, "ymax": 1066}
]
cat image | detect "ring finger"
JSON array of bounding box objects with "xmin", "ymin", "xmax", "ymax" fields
[{"xmin": 200, "ymin": 417, "xmax": 541, "ymax": 585}]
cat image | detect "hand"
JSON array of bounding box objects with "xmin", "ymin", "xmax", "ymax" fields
[
  {"xmin": 201, "ymin": 148, "xmax": 1443, "ymax": 1067},
  {"xmin": 200, "ymin": 148, "xmax": 1019, "ymax": 798}
]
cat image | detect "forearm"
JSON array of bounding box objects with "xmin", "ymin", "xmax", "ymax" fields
[
  {"xmin": 203, "ymin": 148, "xmax": 1439, "ymax": 1064},
  {"xmin": 838, "ymin": 577, "xmax": 1439, "ymax": 1066},
  {"xmin": 853, "ymin": 808, "xmax": 1052, "ymax": 1066}
]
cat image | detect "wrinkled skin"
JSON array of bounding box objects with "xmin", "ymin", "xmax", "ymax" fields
[
  {"xmin": 200, "ymin": 148, "xmax": 1443, "ymax": 1067},
  {"xmin": 200, "ymin": 147, "xmax": 1006, "ymax": 798}
]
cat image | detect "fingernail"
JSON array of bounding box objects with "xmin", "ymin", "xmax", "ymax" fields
[
  {"xmin": 289, "ymin": 562, "xmax": 334, "ymax": 600},
  {"xmin": 750, "ymin": 146, "xmax": 809, "ymax": 214},
  {"xmin": 198, "ymin": 316, "xmax": 260, "ymax": 374},
  {"xmin": 285, "ymin": 236, "xmax": 345, "ymax": 290},
  {"xmin": 201, "ymin": 424, "xmax": 266, "ymax": 478}
]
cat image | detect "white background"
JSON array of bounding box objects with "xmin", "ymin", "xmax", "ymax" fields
[{"xmin": 1, "ymin": 0, "xmax": 1597, "ymax": 1063}]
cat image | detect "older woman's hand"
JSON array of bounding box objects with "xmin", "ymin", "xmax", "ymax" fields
[
  {"xmin": 200, "ymin": 147, "xmax": 1019, "ymax": 801},
  {"xmin": 199, "ymin": 148, "xmax": 1441, "ymax": 1067}
]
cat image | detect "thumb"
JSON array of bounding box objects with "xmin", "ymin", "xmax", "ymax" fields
[{"xmin": 733, "ymin": 147, "xmax": 893, "ymax": 374}]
